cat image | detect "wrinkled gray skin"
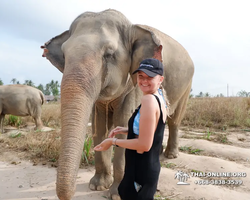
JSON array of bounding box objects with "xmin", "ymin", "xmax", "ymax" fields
[
  {"xmin": 41, "ymin": 9, "xmax": 194, "ymax": 200},
  {"xmin": 0, "ymin": 85, "xmax": 44, "ymax": 133}
]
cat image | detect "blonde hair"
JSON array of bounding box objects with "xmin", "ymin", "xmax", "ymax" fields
[{"xmin": 159, "ymin": 85, "xmax": 170, "ymax": 117}]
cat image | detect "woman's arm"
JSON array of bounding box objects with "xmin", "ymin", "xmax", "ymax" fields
[
  {"xmin": 94, "ymin": 95, "xmax": 158, "ymax": 152},
  {"xmin": 116, "ymin": 95, "xmax": 157, "ymax": 151}
]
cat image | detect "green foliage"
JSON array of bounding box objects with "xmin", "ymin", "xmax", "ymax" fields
[
  {"xmin": 196, "ymin": 91, "xmax": 211, "ymax": 98},
  {"xmin": 6, "ymin": 115, "xmax": 22, "ymax": 127},
  {"xmin": 215, "ymin": 134, "xmax": 229, "ymax": 144},
  {"xmin": 204, "ymin": 129, "xmax": 214, "ymax": 140},
  {"xmin": 37, "ymin": 84, "xmax": 45, "ymax": 94},
  {"xmin": 43, "ymin": 80, "xmax": 60, "ymax": 96},
  {"xmin": 2, "ymin": 78, "xmax": 61, "ymax": 96},
  {"xmin": 179, "ymin": 146, "xmax": 204, "ymax": 155},
  {"xmin": 10, "ymin": 78, "xmax": 17, "ymax": 84},
  {"xmin": 154, "ymin": 193, "xmax": 170, "ymax": 200},
  {"xmin": 81, "ymin": 135, "xmax": 94, "ymax": 165},
  {"xmin": 9, "ymin": 131, "xmax": 22, "ymax": 138},
  {"xmin": 44, "ymin": 84, "xmax": 51, "ymax": 95},
  {"xmin": 50, "ymin": 80, "xmax": 60, "ymax": 96},
  {"xmin": 216, "ymin": 93, "xmax": 224, "ymax": 97},
  {"xmin": 162, "ymin": 162, "xmax": 176, "ymax": 169},
  {"xmin": 237, "ymin": 90, "xmax": 250, "ymax": 97},
  {"xmin": 24, "ymin": 80, "xmax": 35, "ymax": 87}
]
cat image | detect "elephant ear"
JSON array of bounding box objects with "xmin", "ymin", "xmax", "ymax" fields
[
  {"xmin": 130, "ymin": 24, "xmax": 163, "ymax": 86},
  {"xmin": 41, "ymin": 30, "xmax": 70, "ymax": 73}
]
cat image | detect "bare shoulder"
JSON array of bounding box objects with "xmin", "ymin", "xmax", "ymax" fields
[{"xmin": 141, "ymin": 94, "xmax": 158, "ymax": 108}]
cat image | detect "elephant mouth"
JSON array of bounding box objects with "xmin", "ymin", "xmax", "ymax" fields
[{"xmin": 40, "ymin": 45, "xmax": 48, "ymax": 57}]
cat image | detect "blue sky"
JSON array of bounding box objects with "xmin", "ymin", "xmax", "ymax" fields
[{"xmin": 0, "ymin": 0, "xmax": 249, "ymax": 96}]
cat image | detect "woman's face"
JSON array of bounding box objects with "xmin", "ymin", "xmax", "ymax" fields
[{"xmin": 137, "ymin": 71, "xmax": 163, "ymax": 94}]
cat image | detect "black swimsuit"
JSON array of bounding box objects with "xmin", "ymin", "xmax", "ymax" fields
[{"xmin": 118, "ymin": 94, "xmax": 166, "ymax": 200}]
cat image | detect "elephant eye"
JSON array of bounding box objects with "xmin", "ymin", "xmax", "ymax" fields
[{"xmin": 104, "ymin": 47, "xmax": 115, "ymax": 60}]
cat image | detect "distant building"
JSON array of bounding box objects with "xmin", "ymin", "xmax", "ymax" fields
[{"xmin": 44, "ymin": 95, "xmax": 60, "ymax": 103}]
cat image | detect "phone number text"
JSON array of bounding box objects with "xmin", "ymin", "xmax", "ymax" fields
[{"xmin": 194, "ymin": 179, "xmax": 243, "ymax": 185}]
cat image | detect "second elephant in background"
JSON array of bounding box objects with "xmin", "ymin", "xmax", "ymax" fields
[{"xmin": 0, "ymin": 84, "xmax": 45, "ymax": 133}]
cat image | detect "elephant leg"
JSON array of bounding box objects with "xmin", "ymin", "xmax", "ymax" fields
[
  {"xmin": 33, "ymin": 108, "xmax": 43, "ymax": 130},
  {"xmin": 33, "ymin": 116, "xmax": 43, "ymax": 130},
  {"xmin": 89, "ymin": 103, "xmax": 114, "ymax": 191},
  {"xmin": 0, "ymin": 114, "xmax": 5, "ymax": 134},
  {"xmin": 109, "ymin": 115, "xmax": 127, "ymax": 200},
  {"xmin": 164, "ymin": 82, "xmax": 192, "ymax": 159},
  {"xmin": 109, "ymin": 88, "xmax": 140, "ymax": 200}
]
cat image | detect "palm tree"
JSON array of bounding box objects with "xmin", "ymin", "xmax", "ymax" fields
[
  {"xmin": 10, "ymin": 78, "xmax": 17, "ymax": 84},
  {"xmin": 37, "ymin": 84, "xmax": 45, "ymax": 93},
  {"xmin": 49, "ymin": 80, "xmax": 60, "ymax": 96},
  {"xmin": 196, "ymin": 91, "xmax": 204, "ymax": 98},
  {"xmin": 24, "ymin": 80, "xmax": 35, "ymax": 87},
  {"xmin": 44, "ymin": 83, "xmax": 51, "ymax": 95},
  {"xmin": 216, "ymin": 93, "xmax": 224, "ymax": 97},
  {"xmin": 204, "ymin": 92, "xmax": 210, "ymax": 97}
]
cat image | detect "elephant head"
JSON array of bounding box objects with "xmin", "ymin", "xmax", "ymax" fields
[{"xmin": 42, "ymin": 9, "xmax": 165, "ymax": 200}]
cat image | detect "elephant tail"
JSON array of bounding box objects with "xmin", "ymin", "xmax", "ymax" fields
[{"xmin": 39, "ymin": 90, "xmax": 45, "ymax": 105}]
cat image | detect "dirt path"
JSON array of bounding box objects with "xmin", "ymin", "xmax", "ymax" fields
[{"xmin": 0, "ymin": 128, "xmax": 250, "ymax": 200}]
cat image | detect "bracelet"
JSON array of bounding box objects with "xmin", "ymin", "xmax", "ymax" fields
[{"xmin": 112, "ymin": 138, "xmax": 119, "ymax": 147}]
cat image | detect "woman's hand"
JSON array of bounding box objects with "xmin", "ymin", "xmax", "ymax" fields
[
  {"xmin": 94, "ymin": 138, "xmax": 113, "ymax": 151},
  {"xmin": 108, "ymin": 126, "xmax": 128, "ymax": 138}
]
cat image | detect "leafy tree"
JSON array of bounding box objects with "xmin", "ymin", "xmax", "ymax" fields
[
  {"xmin": 0, "ymin": 78, "xmax": 3, "ymax": 85},
  {"xmin": 204, "ymin": 92, "xmax": 210, "ymax": 97},
  {"xmin": 44, "ymin": 83, "xmax": 51, "ymax": 95},
  {"xmin": 196, "ymin": 92, "xmax": 204, "ymax": 98},
  {"xmin": 24, "ymin": 80, "xmax": 35, "ymax": 87},
  {"xmin": 237, "ymin": 90, "xmax": 250, "ymax": 97},
  {"xmin": 216, "ymin": 93, "xmax": 224, "ymax": 97},
  {"xmin": 50, "ymin": 80, "xmax": 60, "ymax": 96},
  {"xmin": 189, "ymin": 88, "xmax": 194, "ymax": 98},
  {"xmin": 10, "ymin": 78, "xmax": 17, "ymax": 84},
  {"xmin": 37, "ymin": 84, "xmax": 45, "ymax": 93}
]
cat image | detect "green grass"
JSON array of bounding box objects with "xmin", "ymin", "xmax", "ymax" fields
[
  {"xmin": 81, "ymin": 134, "xmax": 94, "ymax": 165},
  {"xmin": 179, "ymin": 146, "xmax": 204, "ymax": 155},
  {"xmin": 6, "ymin": 115, "xmax": 22, "ymax": 127},
  {"xmin": 204, "ymin": 129, "xmax": 215, "ymax": 140},
  {"xmin": 9, "ymin": 131, "xmax": 22, "ymax": 138},
  {"xmin": 162, "ymin": 162, "xmax": 177, "ymax": 169}
]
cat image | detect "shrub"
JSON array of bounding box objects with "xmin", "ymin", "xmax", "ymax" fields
[{"xmin": 5, "ymin": 115, "xmax": 22, "ymax": 127}]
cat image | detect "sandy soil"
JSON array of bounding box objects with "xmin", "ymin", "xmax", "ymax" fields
[{"xmin": 0, "ymin": 127, "xmax": 250, "ymax": 200}]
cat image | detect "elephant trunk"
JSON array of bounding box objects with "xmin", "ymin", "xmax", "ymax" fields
[{"xmin": 56, "ymin": 63, "xmax": 101, "ymax": 200}]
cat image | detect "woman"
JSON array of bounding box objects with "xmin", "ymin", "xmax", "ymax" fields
[{"xmin": 94, "ymin": 58, "xmax": 168, "ymax": 200}]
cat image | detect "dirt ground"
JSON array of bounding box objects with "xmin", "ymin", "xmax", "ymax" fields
[{"xmin": 0, "ymin": 127, "xmax": 250, "ymax": 200}]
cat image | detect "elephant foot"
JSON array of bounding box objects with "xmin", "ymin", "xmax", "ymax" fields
[
  {"xmin": 89, "ymin": 173, "xmax": 113, "ymax": 191},
  {"xmin": 34, "ymin": 126, "xmax": 43, "ymax": 131},
  {"xmin": 164, "ymin": 147, "xmax": 179, "ymax": 159},
  {"xmin": 108, "ymin": 181, "xmax": 121, "ymax": 200}
]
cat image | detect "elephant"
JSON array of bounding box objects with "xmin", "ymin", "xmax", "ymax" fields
[
  {"xmin": 41, "ymin": 9, "xmax": 194, "ymax": 200},
  {"xmin": 0, "ymin": 84, "xmax": 45, "ymax": 133}
]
